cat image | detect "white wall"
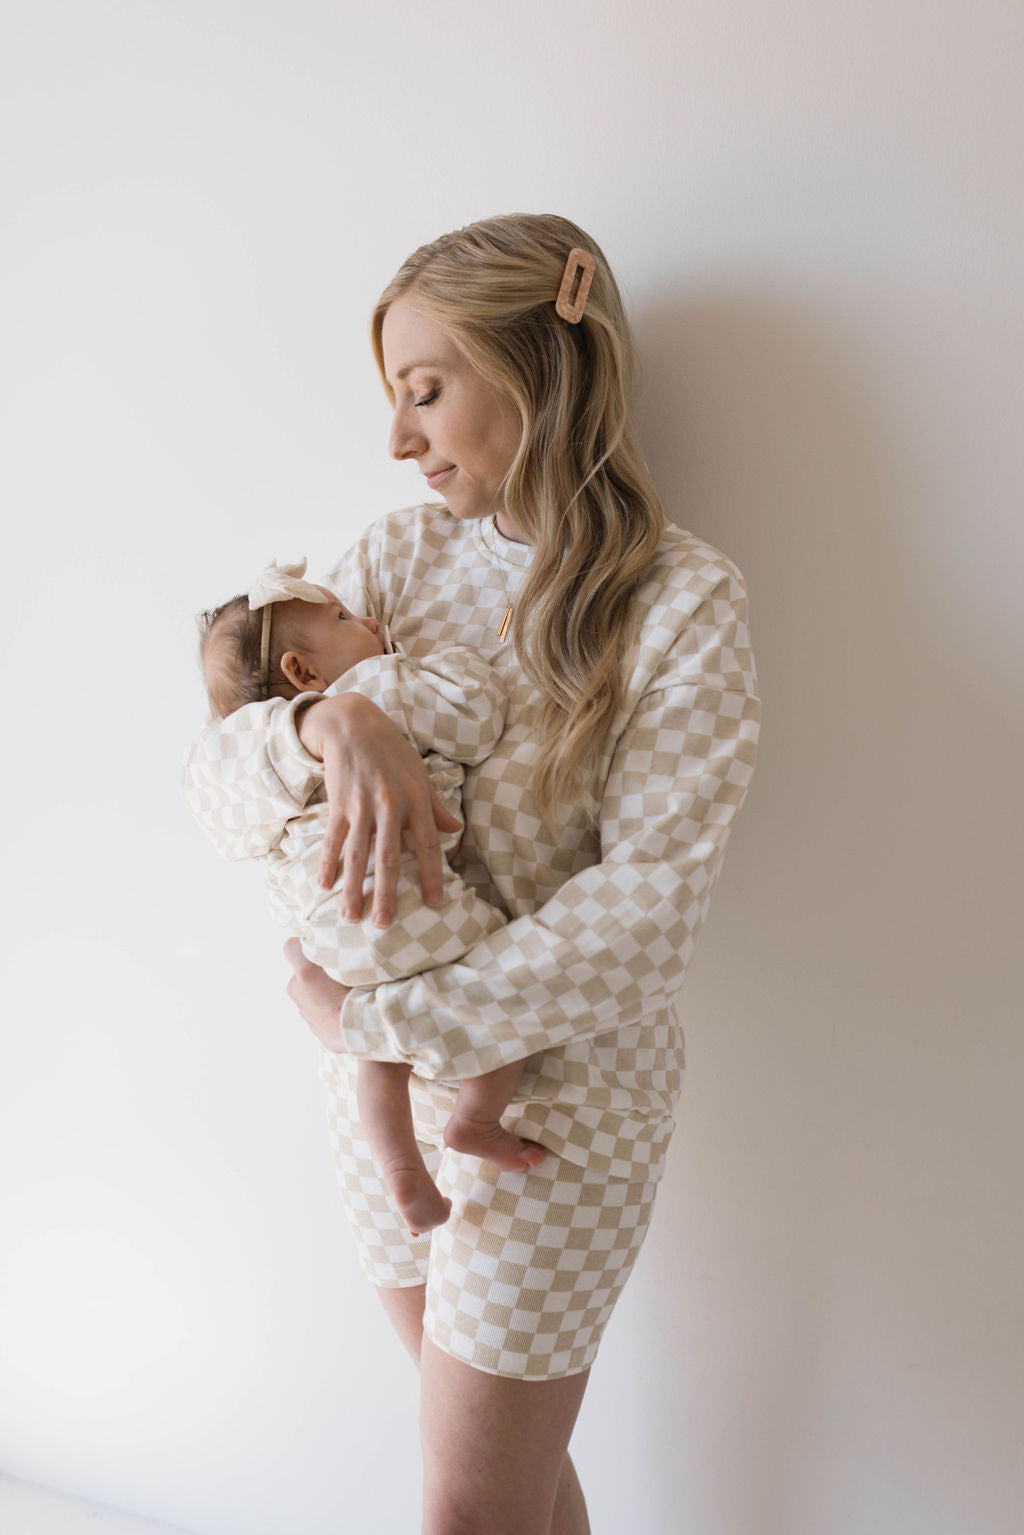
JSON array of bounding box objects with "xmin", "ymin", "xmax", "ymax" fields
[{"xmin": 2, "ymin": 3, "xmax": 1021, "ymax": 1533}]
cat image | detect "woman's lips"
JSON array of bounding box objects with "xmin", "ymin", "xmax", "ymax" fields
[{"xmin": 425, "ymin": 466, "xmax": 455, "ymax": 490}]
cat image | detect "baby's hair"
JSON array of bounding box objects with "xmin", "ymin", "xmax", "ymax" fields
[{"xmin": 198, "ymin": 595, "xmax": 302, "ymax": 718}]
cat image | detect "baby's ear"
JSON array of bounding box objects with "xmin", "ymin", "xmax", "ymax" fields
[{"xmin": 279, "ymin": 651, "xmax": 323, "ymax": 692}]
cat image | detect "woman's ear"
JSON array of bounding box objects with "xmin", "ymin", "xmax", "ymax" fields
[{"xmin": 279, "ymin": 651, "xmax": 326, "ymax": 692}]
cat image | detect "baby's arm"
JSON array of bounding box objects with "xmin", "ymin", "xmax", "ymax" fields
[
  {"xmin": 183, "ymin": 695, "xmax": 325, "ymax": 861},
  {"xmin": 321, "ymin": 643, "xmax": 508, "ymax": 767}
]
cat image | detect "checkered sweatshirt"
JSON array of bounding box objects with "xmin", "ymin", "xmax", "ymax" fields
[{"xmin": 184, "ymin": 506, "xmax": 760, "ymax": 1180}]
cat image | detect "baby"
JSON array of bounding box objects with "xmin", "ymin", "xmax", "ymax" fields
[{"xmin": 192, "ymin": 560, "xmax": 543, "ymax": 1236}]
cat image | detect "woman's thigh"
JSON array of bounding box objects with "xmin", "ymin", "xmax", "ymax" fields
[
  {"xmin": 425, "ymin": 1151, "xmax": 658, "ymax": 1380},
  {"xmin": 420, "ymin": 1335, "xmax": 590, "ymax": 1535},
  {"xmin": 375, "ymin": 1288, "xmax": 591, "ymax": 1534},
  {"xmin": 320, "ymin": 1047, "xmax": 659, "ymax": 1379}
]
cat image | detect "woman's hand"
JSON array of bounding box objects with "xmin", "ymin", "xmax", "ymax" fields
[
  {"xmin": 284, "ymin": 939, "xmax": 350, "ymax": 1052},
  {"xmin": 297, "ymin": 692, "xmax": 461, "ymax": 928}
]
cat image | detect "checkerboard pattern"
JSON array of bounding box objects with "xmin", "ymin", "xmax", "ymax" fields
[
  {"xmin": 272, "ymin": 783, "xmax": 507, "ymax": 984},
  {"xmin": 252, "ymin": 647, "xmax": 512, "ymax": 987},
  {"xmin": 184, "ymin": 504, "xmax": 761, "ymax": 1184},
  {"xmin": 319, "ymin": 1048, "xmax": 657, "ymax": 1379},
  {"xmin": 320, "ymin": 1048, "xmax": 435, "ymax": 1286},
  {"xmin": 183, "ymin": 643, "xmax": 507, "ymax": 863},
  {"xmin": 185, "ymin": 640, "xmax": 512, "ymax": 986}
]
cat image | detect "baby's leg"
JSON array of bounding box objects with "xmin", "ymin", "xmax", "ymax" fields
[
  {"xmin": 443, "ymin": 1060, "xmax": 546, "ymax": 1171},
  {"xmin": 357, "ymin": 1060, "xmax": 451, "ymax": 1235}
]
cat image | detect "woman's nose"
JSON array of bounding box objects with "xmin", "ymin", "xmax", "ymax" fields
[{"xmin": 388, "ymin": 407, "xmax": 427, "ymax": 461}]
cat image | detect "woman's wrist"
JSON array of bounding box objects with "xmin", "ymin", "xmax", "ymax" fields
[{"xmin": 295, "ymin": 692, "xmax": 362, "ymax": 761}]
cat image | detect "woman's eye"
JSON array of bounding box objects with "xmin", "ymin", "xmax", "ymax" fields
[{"xmin": 413, "ymin": 389, "xmax": 439, "ymax": 408}]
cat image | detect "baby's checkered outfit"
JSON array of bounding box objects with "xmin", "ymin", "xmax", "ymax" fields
[
  {"xmin": 184, "ymin": 505, "xmax": 760, "ymax": 1377},
  {"xmin": 191, "ymin": 644, "xmax": 513, "ymax": 987}
]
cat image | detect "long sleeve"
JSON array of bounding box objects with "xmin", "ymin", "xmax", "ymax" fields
[
  {"xmin": 182, "ymin": 694, "xmax": 325, "ymax": 861},
  {"xmin": 327, "ymin": 647, "xmax": 506, "ymax": 767},
  {"xmin": 338, "ymin": 580, "xmax": 761, "ymax": 1080},
  {"xmin": 182, "ymin": 645, "xmax": 506, "ymax": 863}
]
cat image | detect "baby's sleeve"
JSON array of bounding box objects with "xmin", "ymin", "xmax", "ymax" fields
[
  {"xmin": 182, "ymin": 696, "xmax": 326, "ymax": 861},
  {"xmin": 325, "ymin": 646, "xmax": 507, "ymax": 767}
]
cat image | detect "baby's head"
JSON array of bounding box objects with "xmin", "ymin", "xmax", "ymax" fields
[{"xmin": 199, "ymin": 571, "xmax": 385, "ymax": 720}]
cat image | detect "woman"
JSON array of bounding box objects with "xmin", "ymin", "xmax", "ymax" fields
[{"xmin": 186, "ymin": 213, "xmax": 760, "ymax": 1535}]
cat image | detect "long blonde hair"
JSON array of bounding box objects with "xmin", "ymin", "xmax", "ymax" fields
[{"xmin": 372, "ymin": 213, "xmax": 665, "ymax": 825}]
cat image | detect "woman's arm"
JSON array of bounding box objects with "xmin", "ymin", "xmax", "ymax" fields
[
  {"xmin": 294, "ymin": 692, "xmax": 461, "ymax": 925},
  {"xmin": 293, "ymin": 645, "xmax": 506, "ymax": 923},
  {"xmin": 333, "ymin": 671, "xmax": 760, "ymax": 1075},
  {"xmin": 183, "ymin": 692, "xmax": 459, "ymax": 925}
]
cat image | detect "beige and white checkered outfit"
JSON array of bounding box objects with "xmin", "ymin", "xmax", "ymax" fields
[
  {"xmin": 319, "ymin": 1047, "xmax": 659, "ymax": 1379},
  {"xmin": 184, "ymin": 505, "xmax": 760, "ymax": 1378},
  {"xmin": 189, "ymin": 644, "xmax": 512, "ymax": 987}
]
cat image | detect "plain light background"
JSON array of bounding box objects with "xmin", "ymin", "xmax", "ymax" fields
[{"xmin": 2, "ymin": 3, "xmax": 1022, "ymax": 1533}]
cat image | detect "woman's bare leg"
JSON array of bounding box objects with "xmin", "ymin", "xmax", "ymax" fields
[
  {"xmin": 549, "ymin": 1456, "xmax": 590, "ymax": 1535},
  {"xmin": 376, "ymin": 1286, "xmax": 590, "ymax": 1535},
  {"xmin": 420, "ymin": 1336, "xmax": 590, "ymax": 1535}
]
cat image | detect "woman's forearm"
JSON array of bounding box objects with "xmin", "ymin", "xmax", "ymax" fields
[
  {"xmin": 294, "ymin": 690, "xmax": 361, "ymax": 760},
  {"xmin": 292, "ymin": 690, "xmax": 460, "ymax": 922}
]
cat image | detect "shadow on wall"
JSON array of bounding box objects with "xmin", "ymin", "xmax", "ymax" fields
[
  {"xmin": 633, "ymin": 284, "xmax": 1020, "ymax": 1021},
  {"xmin": 613, "ymin": 291, "xmax": 1023, "ymax": 1535}
]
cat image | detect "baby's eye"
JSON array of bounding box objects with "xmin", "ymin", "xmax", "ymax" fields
[
  {"xmin": 414, "ymin": 389, "xmax": 440, "ymax": 408},
  {"xmin": 336, "ymin": 606, "xmax": 348, "ymax": 621}
]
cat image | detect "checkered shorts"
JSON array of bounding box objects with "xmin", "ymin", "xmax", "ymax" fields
[{"xmin": 318, "ymin": 1048, "xmax": 660, "ymax": 1380}]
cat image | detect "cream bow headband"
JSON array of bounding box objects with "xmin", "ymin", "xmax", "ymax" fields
[{"xmin": 248, "ymin": 558, "xmax": 329, "ymax": 697}]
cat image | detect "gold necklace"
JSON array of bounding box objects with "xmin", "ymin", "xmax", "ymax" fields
[{"xmin": 489, "ymin": 515, "xmax": 514, "ymax": 642}]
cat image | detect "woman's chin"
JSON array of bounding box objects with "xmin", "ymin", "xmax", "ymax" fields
[{"xmin": 440, "ymin": 498, "xmax": 490, "ymax": 522}]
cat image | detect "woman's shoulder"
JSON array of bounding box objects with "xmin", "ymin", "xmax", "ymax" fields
[
  {"xmin": 626, "ymin": 522, "xmax": 756, "ymax": 696},
  {"xmin": 638, "ymin": 521, "xmax": 750, "ymax": 618}
]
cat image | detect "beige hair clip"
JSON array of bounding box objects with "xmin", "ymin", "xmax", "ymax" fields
[{"xmin": 555, "ymin": 247, "xmax": 596, "ymax": 324}]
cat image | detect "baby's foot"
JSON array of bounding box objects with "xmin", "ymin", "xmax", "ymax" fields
[
  {"xmin": 385, "ymin": 1167, "xmax": 452, "ymax": 1237},
  {"xmin": 443, "ymin": 1116, "xmax": 547, "ymax": 1172}
]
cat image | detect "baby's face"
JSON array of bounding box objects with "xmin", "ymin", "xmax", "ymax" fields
[{"xmin": 283, "ymin": 588, "xmax": 387, "ymax": 687}]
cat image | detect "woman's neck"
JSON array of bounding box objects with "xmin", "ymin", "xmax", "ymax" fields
[{"xmin": 494, "ymin": 509, "xmax": 530, "ymax": 544}]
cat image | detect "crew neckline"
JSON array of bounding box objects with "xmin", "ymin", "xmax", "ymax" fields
[{"xmin": 471, "ymin": 514, "xmax": 534, "ymax": 569}]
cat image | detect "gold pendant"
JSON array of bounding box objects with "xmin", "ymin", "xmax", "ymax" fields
[{"xmin": 498, "ymin": 604, "xmax": 513, "ymax": 642}]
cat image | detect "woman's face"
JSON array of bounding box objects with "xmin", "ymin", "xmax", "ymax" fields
[{"xmin": 380, "ymin": 294, "xmax": 523, "ymax": 530}]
